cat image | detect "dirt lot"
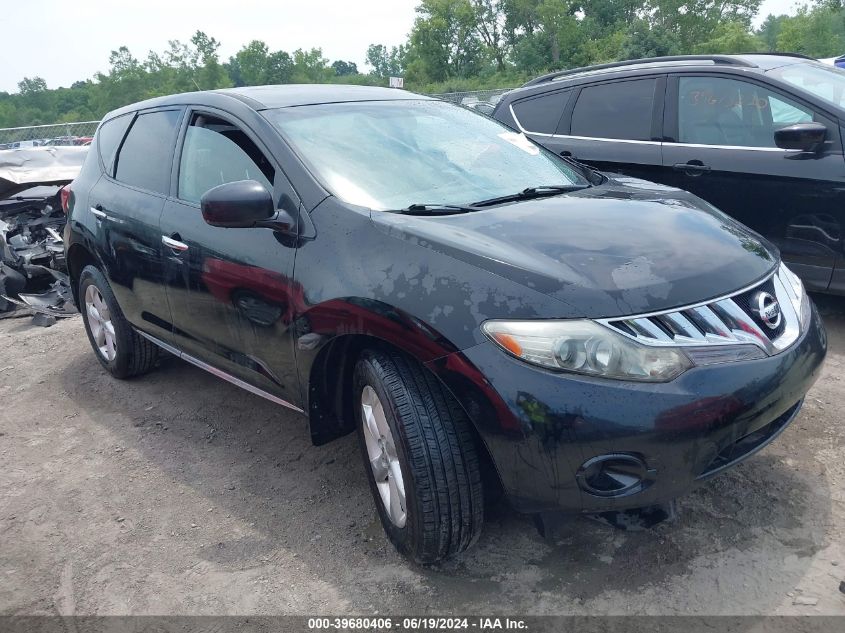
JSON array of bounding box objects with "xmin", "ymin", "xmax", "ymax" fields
[{"xmin": 1, "ymin": 297, "xmax": 844, "ymax": 616}]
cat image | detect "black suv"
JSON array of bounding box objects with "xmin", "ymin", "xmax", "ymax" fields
[
  {"xmin": 65, "ymin": 85, "xmax": 825, "ymax": 563},
  {"xmin": 492, "ymin": 54, "xmax": 845, "ymax": 294}
]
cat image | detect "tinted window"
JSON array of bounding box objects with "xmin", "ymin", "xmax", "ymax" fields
[
  {"xmin": 114, "ymin": 109, "xmax": 181, "ymax": 194},
  {"xmin": 570, "ymin": 79, "xmax": 656, "ymax": 140},
  {"xmin": 512, "ymin": 90, "xmax": 571, "ymax": 134},
  {"xmin": 678, "ymin": 76, "xmax": 815, "ymax": 147},
  {"xmin": 96, "ymin": 114, "xmax": 133, "ymax": 175},
  {"xmin": 178, "ymin": 116, "xmax": 274, "ymax": 204}
]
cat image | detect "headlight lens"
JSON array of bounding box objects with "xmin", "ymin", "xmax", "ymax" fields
[
  {"xmin": 779, "ymin": 262, "xmax": 810, "ymax": 326},
  {"xmin": 482, "ymin": 319, "xmax": 692, "ymax": 382}
]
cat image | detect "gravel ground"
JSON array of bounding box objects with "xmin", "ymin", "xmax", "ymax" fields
[{"xmin": 1, "ymin": 297, "xmax": 844, "ymax": 616}]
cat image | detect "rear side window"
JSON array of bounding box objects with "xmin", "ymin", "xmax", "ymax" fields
[
  {"xmin": 96, "ymin": 114, "xmax": 133, "ymax": 175},
  {"xmin": 570, "ymin": 79, "xmax": 656, "ymax": 141},
  {"xmin": 511, "ymin": 90, "xmax": 571, "ymax": 134},
  {"xmin": 114, "ymin": 109, "xmax": 182, "ymax": 194}
]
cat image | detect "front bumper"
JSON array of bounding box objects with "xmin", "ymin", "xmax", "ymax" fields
[{"xmin": 427, "ymin": 301, "xmax": 827, "ymax": 514}]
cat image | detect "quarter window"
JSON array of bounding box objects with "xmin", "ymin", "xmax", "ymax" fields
[
  {"xmin": 677, "ymin": 76, "xmax": 816, "ymax": 148},
  {"xmin": 512, "ymin": 90, "xmax": 571, "ymax": 134},
  {"xmin": 178, "ymin": 114, "xmax": 275, "ymax": 204},
  {"xmin": 570, "ymin": 79, "xmax": 656, "ymax": 141},
  {"xmin": 114, "ymin": 110, "xmax": 182, "ymax": 194},
  {"xmin": 96, "ymin": 114, "xmax": 133, "ymax": 175}
]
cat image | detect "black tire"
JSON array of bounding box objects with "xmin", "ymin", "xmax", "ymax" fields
[
  {"xmin": 353, "ymin": 349, "xmax": 483, "ymax": 564},
  {"xmin": 78, "ymin": 265, "xmax": 158, "ymax": 379}
]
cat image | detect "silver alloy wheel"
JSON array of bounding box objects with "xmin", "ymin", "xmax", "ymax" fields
[
  {"xmin": 84, "ymin": 284, "xmax": 117, "ymax": 361},
  {"xmin": 361, "ymin": 385, "xmax": 407, "ymax": 528}
]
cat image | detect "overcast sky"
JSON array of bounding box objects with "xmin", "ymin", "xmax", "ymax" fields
[{"xmin": 0, "ymin": 0, "xmax": 805, "ymax": 93}]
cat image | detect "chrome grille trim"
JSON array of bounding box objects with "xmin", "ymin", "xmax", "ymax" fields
[{"xmin": 598, "ymin": 268, "xmax": 803, "ymax": 356}]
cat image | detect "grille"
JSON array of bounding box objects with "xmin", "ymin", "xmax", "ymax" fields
[
  {"xmin": 730, "ymin": 276, "xmax": 785, "ymax": 341},
  {"xmin": 599, "ymin": 267, "xmax": 803, "ymax": 356}
]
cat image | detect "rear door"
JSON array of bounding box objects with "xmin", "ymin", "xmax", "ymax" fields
[
  {"xmin": 87, "ymin": 107, "xmax": 183, "ymax": 341},
  {"xmin": 160, "ymin": 108, "xmax": 302, "ymax": 405},
  {"xmin": 662, "ymin": 73, "xmax": 845, "ymax": 291},
  {"xmin": 543, "ymin": 76, "xmax": 666, "ymax": 182}
]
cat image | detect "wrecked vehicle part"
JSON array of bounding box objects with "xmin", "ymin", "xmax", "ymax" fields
[
  {"xmin": 0, "ymin": 146, "xmax": 87, "ymax": 199},
  {"xmin": 0, "ymin": 146, "xmax": 86, "ymax": 314}
]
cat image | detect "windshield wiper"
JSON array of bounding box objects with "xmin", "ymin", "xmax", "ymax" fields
[
  {"xmin": 471, "ymin": 184, "xmax": 591, "ymax": 208},
  {"xmin": 394, "ymin": 203, "xmax": 481, "ymax": 215}
]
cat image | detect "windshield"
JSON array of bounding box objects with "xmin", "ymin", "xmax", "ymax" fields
[
  {"xmin": 768, "ymin": 62, "xmax": 845, "ymax": 110},
  {"xmin": 266, "ymin": 99, "xmax": 587, "ymax": 210}
]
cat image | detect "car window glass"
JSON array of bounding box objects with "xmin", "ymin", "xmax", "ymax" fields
[
  {"xmin": 769, "ymin": 63, "xmax": 845, "ymax": 109},
  {"xmin": 96, "ymin": 114, "xmax": 133, "ymax": 176},
  {"xmin": 678, "ymin": 77, "xmax": 815, "ymax": 147},
  {"xmin": 268, "ymin": 100, "xmax": 587, "ymax": 211},
  {"xmin": 570, "ymin": 79, "xmax": 656, "ymax": 140},
  {"xmin": 512, "ymin": 90, "xmax": 571, "ymax": 134},
  {"xmin": 114, "ymin": 109, "xmax": 182, "ymax": 194},
  {"xmin": 178, "ymin": 115, "xmax": 275, "ymax": 204}
]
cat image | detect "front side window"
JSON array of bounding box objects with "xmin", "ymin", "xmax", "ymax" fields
[
  {"xmin": 769, "ymin": 62, "xmax": 845, "ymax": 109},
  {"xmin": 114, "ymin": 109, "xmax": 182, "ymax": 194},
  {"xmin": 266, "ymin": 100, "xmax": 587, "ymax": 210},
  {"xmin": 677, "ymin": 76, "xmax": 815, "ymax": 148},
  {"xmin": 570, "ymin": 79, "xmax": 656, "ymax": 141},
  {"xmin": 178, "ymin": 114, "xmax": 275, "ymax": 204}
]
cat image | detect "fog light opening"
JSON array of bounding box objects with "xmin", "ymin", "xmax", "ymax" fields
[{"xmin": 576, "ymin": 453, "xmax": 654, "ymax": 498}]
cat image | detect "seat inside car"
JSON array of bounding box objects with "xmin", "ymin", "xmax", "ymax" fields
[{"xmin": 679, "ymin": 79, "xmax": 751, "ymax": 146}]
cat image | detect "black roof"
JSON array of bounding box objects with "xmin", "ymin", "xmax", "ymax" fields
[
  {"xmin": 521, "ymin": 53, "xmax": 816, "ymax": 87},
  {"xmin": 217, "ymin": 84, "xmax": 430, "ymax": 109},
  {"xmin": 104, "ymin": 84, "xmax": 430, "ymax": 121}
]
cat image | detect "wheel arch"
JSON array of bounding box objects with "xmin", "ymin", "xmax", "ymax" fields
[
  {"xmin": 305, "ymin": 329, "xmax": 505, "ymax": 500},
  {"xmin": 66, "ymin": 242, "xmax": 102, "ymax": 307}
]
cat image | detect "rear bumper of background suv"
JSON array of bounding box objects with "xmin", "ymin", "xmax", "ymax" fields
[{"xmin": 427, "ymin": 294, "xmax": 827, "ymax": 515}]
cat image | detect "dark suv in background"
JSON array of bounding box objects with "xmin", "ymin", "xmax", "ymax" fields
[
  {"xmin": 492, "ymin": 54, "xmax": 845, "ymax": 294},
  {"xmin": 65, "ymin": 85, "xmax": 825, "ymax": 563}
]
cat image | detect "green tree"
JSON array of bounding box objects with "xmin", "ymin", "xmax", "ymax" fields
[
  {"xmin": 331, "ymin": 60, "xmax": 359, "ymax": 76},
  {"xmin": 366, "ymin": 44, "xmax": 406, "ymax": 77},
  {"xmin": 405, "ymin": 0, "xmax": 485, "ymax": 83},
  {"xmin": 696, "ymin": 20, "xmax": 764, "ymax": 53},
  {"xmin": 17, "ymin": 77, "xmax": 48, "ymax": 94}
]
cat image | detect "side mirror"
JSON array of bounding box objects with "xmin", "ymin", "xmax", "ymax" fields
[
  {"xmin": 201, "ymin": 180, "xmax": 275, "ymax": 228},
  {"xmin": 774, "ymin": 123, "xmax": 827, "ymax": 153}
]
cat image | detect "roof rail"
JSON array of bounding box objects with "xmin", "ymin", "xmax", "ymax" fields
[
  {"xmin": 739, "ymin": 51, "xmax": 816, "ymax": 60},
  {"xmin": 522, "ymin": 55, "xmax": 755, "ymax": 87}
]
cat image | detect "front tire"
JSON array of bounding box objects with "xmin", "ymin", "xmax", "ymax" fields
[
  {"xmin": 79, "ymin": 265, "xmax": 158, "ymax": 379},
  {"xmin": 354, "ymin": 349, "xmax": 483, "ymax": 564}
]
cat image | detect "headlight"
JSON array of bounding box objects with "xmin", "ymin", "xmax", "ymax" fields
[
  {"xmin": 779, "ymin": 262, "xmax": 810, "ymax": 326},
  {"xmin": 482, "ymin": 319, "xmax": 692, "ymax": 382}
]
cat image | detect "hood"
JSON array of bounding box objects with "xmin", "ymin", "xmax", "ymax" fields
[
  {"xmin": 371, "ymin": 176, "xmax": 778, "ymax": 318},
  {"xmin": 0, "ymin": 146, "xmax": 88, "ymax": 199}
]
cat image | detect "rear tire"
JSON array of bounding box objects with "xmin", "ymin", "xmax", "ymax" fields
[
  {"xmin": 79, "ymin": 265, "xmax": 158, "ymax": 379},
  {"xmin": 353, "ymin": 349, "xmax": 483, "ymax": 564}
]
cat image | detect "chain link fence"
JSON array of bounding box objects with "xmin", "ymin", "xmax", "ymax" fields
[
  {"xmin": 0, "ymin": 89, "xmax": 515, "ymax": 146},
  {"xmin": 0, "ymin": 121, "xmax": 100, "ymax": 148},
  {"xmin": 428, "ymin": 88, "xmax": 512, "ymax": 107}
]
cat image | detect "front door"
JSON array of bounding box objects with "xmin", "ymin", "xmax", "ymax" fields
[
  {"xmin": 160, "ymin": 109, "xmax": 302, "ymax": 405},
  {"xmin": 662, "ymin": 74, "xmax": 845, "ymax": 292}
]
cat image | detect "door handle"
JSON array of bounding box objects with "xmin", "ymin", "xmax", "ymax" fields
[
  {"xmin": 90, "ymin": 206, "xmax": 107, "ymax": 220},
  {"xmin": 560, "ymin": 150, "xmax": 573, "ymax": 158},
  {"xmin": 673, "ymin": 161, "xmax": 711, "ymax": 176},
  {"xmin": 162, "ymin": 235, "xmax": 189, "ymax": 252}
]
